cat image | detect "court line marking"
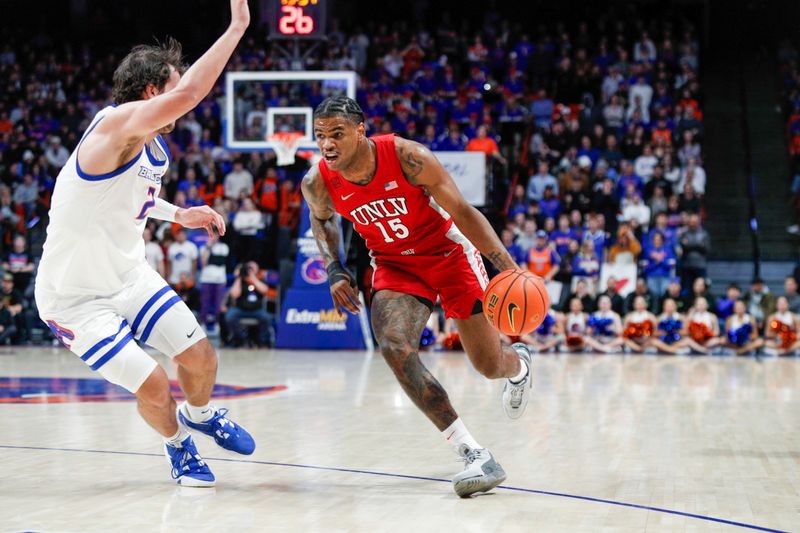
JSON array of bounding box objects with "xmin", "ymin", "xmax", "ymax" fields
[{"xmin": 0, "ymin": 444, "xmax": 787, "ymax": 533}]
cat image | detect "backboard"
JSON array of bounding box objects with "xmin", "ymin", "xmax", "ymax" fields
[{"xmin": 224, "ymin": 71, "xmax": 358, "ymax": 154}]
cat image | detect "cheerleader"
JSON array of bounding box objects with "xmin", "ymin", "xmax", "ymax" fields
[
  {"xmin": 764, "ymin": 296, "xmax": 800, "ymax": 355},
  {"xmin": 724, "ymin": 300, "xmax": 764, "ymax": 355},
  {"xmin": 420, "ymin": 310, "xmax": 441, "ymax": 350},
  {"xmin": 622, "ymin": 295, "xmax": 657, "ymax": 353},
  {"xmin": 686, "ymin": 297, "xmax": 722, "ymax": 354},
  {"xmin": 650, "ymin": 298, "xmax": 709, "ymax": 354},
  {"xmin": 562, "ymin": 298, "xmax": 589, "ymax": 352},
  {"xmin": 586, "ymin": 295, "xmax": 624, "ymax": 353},
  {"xmin": 519, "ymin": 309, "xmax": 564, "ymax": 353},
  {"xmin": 438, "ymin": 317, "xmax": 463, "ymax": 351}
]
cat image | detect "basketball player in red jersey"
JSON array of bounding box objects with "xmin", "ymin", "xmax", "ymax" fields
[{"xmin": 302, "ymin": 96, "xmax": 533, "ymax": 497}]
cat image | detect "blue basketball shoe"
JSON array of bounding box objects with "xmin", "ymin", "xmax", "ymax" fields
[
  {"xmin": 177, "ymin": 403, "xmax": 256, "ymax": 455},
  {"xmin": 165, "ymin": 435, "xmax": 215, "ymax": 487}
]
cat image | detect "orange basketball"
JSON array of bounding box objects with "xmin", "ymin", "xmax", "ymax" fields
[{"xmin": 483, "ymin": 269, "xmax": 550, "ymax": 336}]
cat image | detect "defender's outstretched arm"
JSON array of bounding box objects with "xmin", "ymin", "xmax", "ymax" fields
[{"xmin": 107, "ymin": 0, "xmax": 251, "ymax": 142}]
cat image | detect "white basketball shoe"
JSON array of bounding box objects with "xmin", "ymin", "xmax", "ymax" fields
[
  {"xmin": 452, "ymin": 444, "xmax": 507, "ymax": 497},
  {"xmin": 502, "ymin": 343, "xmax": 532, "ymax": 419}
]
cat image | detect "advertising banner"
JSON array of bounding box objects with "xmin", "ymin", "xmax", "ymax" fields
[
  {"xmin": 278, "ymin": 201, "xmax": 368, "ymax": 349},
  {"xmin": 434, "ymin": 151, "xmax": 486, "ymax": 206}
]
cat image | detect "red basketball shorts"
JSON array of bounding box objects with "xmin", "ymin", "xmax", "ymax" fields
[{"xmin": 371, "ymin": 237, "xmax": 489, "ymax": 319}]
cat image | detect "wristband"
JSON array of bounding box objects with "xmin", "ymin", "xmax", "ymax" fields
[
  {"xmin": 149, "ymin": 198, "xmax": 179, "ymax": 222},
  {"xmin": 326, "ymin": 261, "xmax": 356, "ymax": 288}
]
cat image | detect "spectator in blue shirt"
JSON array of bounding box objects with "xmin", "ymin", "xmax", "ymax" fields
[
  {"xmin": 715, "ymin": 284, "xmax": 741, "ymax": 323},
  {"xmin": 641, "ymin": 231, "xmax": 676, "ymax": 299},
  {"xmin": 177, "ymin": 168, "xmax": 200, "ymax": 195},
  {"xmin": 539, "ymin": 185, "xmax": 561, "ymax": 220},
  {"xmin": 571, "ymin": 240, "xmax": 601, "ymax": 289},
  {"xmin": 433, "ymin": 126, "xmax": 468, "ymax": 151},
  {"xmin": 550, "ymin": 214, "xmax": 579, "ymax": 258},
  {"xmin": 530, "ymin": 89, "xmax": 554, "ymax": 129},
  {"xmin": 527, "ymin": 161, "xmax": 559, "ymax": 201},
  {"xmin": 514, "ymin": 34, "xmax": 535, "ymax": 70},
  {"xmin": 502, "ymin": 228, "xmax": 526, "ymax": 267},
  {"xmin": 507, "ymin": 184, "xmax": 529, "ymax": 220},
  {"xmin": 601, "ymin": 134, "xmax": 624, "ymax": 170},
  {"xmin": 615, "ymin": 160, "xmax": 645, "ymax": 199},
  {"xmin": 577, "ymin": 136, "xmax": 600, "ymax": 167},
  {"xmin": 418, "ymin": 124, "xmax": 438, "ymax": 149},
  {"xmin": 582, "ymin": 215, "xmax": 607, "ymax": 262},
  {"xmin": 644, "ymin": 212, "xmax": 677, "ymax": 253}
]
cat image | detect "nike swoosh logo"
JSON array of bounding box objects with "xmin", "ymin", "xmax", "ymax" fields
[
  {"xmin": 444, "ymin": 248, "xmax": 456, "ymax": 257},
  {"xmin": 341, "ymin": 193, "xmax": 355, "ymax": 200},
  {"xmin": 186, "ymin": 327, "xmax": 198, "ymax": 338},
  {"xmin": 508, "ymin": 303, "xmax": 520, "ymax": 331}
]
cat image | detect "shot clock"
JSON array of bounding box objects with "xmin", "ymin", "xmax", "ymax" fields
[{"xmin": 268, "ymin": 0, "xmax": 328, "ymax": 39}]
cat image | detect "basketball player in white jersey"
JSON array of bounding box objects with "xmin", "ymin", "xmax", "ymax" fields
[{"xmin": 35, "ymin": 0, "xmax": 253, "ymax": 487}]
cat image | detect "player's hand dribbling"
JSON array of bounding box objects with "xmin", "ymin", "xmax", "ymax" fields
[
  {"xmin": 229, "ymin": 0, "xmax": 251, "ymax": 32},
  {"xmin": 175, "ymin": 206, "xmax": 226, "ymax": 237},
  {"xmin": 330, "ymin": 278, "xmax": 361, "ymax": 316},
  {"xmin": 326, "ymin": 261, "xmax": 360, "ymax": 315}
]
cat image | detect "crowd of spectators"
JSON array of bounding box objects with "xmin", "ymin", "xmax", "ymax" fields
[
  {"xmin": 0, "ymin": 8, "xmax": 795, "ymax": 352},
  {"xmin": 778, "ymin": 38, "xmax": 800, "ymax": 235},
  {"xmin": 496, "ymin": 18, "xmax": 713, "ymax": 317}
]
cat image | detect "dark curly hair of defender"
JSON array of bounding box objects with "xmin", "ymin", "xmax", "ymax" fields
[
  {"xmin": 112, "ymin": 38, "xmax": 187, "ymax": 105},
  {"xmin": 313, "ymin": 95, "xmax": 365, "ymax": 125}
]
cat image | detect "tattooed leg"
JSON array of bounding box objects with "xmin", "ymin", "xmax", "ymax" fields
[
  {"xmin": 372, "ymin": 290, "xmax": 458, "ymax": 431},
  {"xmin": 455, "ymin": 312, "xmax": 522, "ymax": 379}
]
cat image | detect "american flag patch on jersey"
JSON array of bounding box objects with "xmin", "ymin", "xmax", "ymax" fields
[{"xmin": 384, "ymin": 180, "xmax": 398, "ymax": 191}]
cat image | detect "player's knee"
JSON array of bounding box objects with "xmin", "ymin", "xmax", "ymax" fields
[
  {"xmin": 472, "ymin": 356, "xmax": 505, "ymax": 379},
  {"xmin": 136, "ymin": 367, "xmax": 172, "ymax": 409},
  {"xmin": 196, "ymin": 340, "xmax": 218, "ymax": 372},
  {"xmin": 176, "ymin": 338, "xmax": 218, "ymax": 374},
  {"xmin": 379, "ymin": 335, "xmax": 414, "ymax": 368}
]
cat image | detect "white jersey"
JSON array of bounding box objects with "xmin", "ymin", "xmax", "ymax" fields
[
  {"xmin": 566, "ymin": 312, "xmax": 586, "ymax": 335},
  {"xmin": 690, "ymin": 310, "xmax": 714, "ymax": 328},
  {"xmin": 38, "ymin": 106, "xmax": 170, "ymax": 296},
  {"xmin": 774, "ymin": 311, "xmax": 795, "ymax": 329}
]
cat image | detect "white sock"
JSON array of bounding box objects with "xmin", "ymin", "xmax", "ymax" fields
[
  {"xmin": 509, "ymin": 357, "xmax": 528, "ymax": 384},
  {"xmin": 164, "ymin": 427, "xmax": 191, "ymax": 447},
  {"xmin": 184, "ymin": 402, "xmax": 215, "ymax": 423},
  {"xmin": 442, "ymin": 418, "xmax": 482, "ymax": 453}
]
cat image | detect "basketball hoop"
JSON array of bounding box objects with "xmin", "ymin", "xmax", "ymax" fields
[{"xmin": 268, "ymin": 132, "xmax": 305, "ymax": 166}]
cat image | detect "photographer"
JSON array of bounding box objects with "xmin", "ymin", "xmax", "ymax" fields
[{"xmin": 223, "ymin": 261, "xmax": 272, "ymax": 347}]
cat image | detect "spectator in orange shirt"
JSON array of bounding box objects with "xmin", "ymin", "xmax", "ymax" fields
[
  {"xmin": 651, "ymin": 118, "xmax": 673, "ymax": 147},
  {"xmin": 609, "ymin": 223, "xmax": 642, "ymax": 264},
  {"xmin": 525, "ymin": 230, "xmax": 560, "ymax": 281},
  {"xmin": 0, "ymin": 112, "xmax": 12, "ymax": 134},
  {"xmin": 199, "ymin": 171, "xmax": 224, "ymax": 206},
  {"xmin": 278, "ymin": 180, "xmax": 302, "ymax": 230},
  {"xmin": 790, "ymin": 134, "xmax": 800, "ymax": 156},
  {"xmin": 466, "ymin": 125, "xmax": 507, "ymax": 165},
  {"xmin": 253, "ymin": 167, "xmax": 279, "ymax": 213}
]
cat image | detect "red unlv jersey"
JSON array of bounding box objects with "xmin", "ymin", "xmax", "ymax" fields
[{"xmin": 319, "ymin": 135, "xmax": 457, "ymax": 257}]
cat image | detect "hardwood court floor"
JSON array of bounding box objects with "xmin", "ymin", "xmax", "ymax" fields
[{"xmin": 0, "ymin": 347, "xmax": 798, "ymax": 532}]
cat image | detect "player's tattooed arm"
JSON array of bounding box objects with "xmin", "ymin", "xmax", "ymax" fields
[
  {"xmin": 301, "ymin": 165, "xmax": 341, "ymax": 267},
  {"xmin": 396, "ymin": 140, "xmax": 426, "ymax": 185},
  {"xmin": 302, "ymin": 165, "xmax": 361, "ymax": 315},
  {"xmin": 395, "ymin": 137, "xmax": 519, "ymax": 273},
  {"xmin": 486, "ymin": 250, "xmax": 517, "ymax": 272}
]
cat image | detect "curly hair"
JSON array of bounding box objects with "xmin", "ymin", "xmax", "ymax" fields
[
  {"xmin": 313, "ymin": 95, "xmax": 365, "ymax": 125},
  {"xmin": 112, "ymin": 37, "xmax": 187, "ymax": 105}
]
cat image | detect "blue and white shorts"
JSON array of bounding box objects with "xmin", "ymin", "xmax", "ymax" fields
[{"xmin": 35, "ymin": 263, "xmax": 206, "ymax": 393}]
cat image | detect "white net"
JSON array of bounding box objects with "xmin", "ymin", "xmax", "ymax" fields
[{"xmin": 269, "ymin": 132, "xmax": 304, "ymax": 166}]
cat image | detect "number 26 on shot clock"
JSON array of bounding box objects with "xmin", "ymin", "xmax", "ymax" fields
[{"xmin": 275, "ymin": 0, "xmax": 326, "ymax": 37}]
